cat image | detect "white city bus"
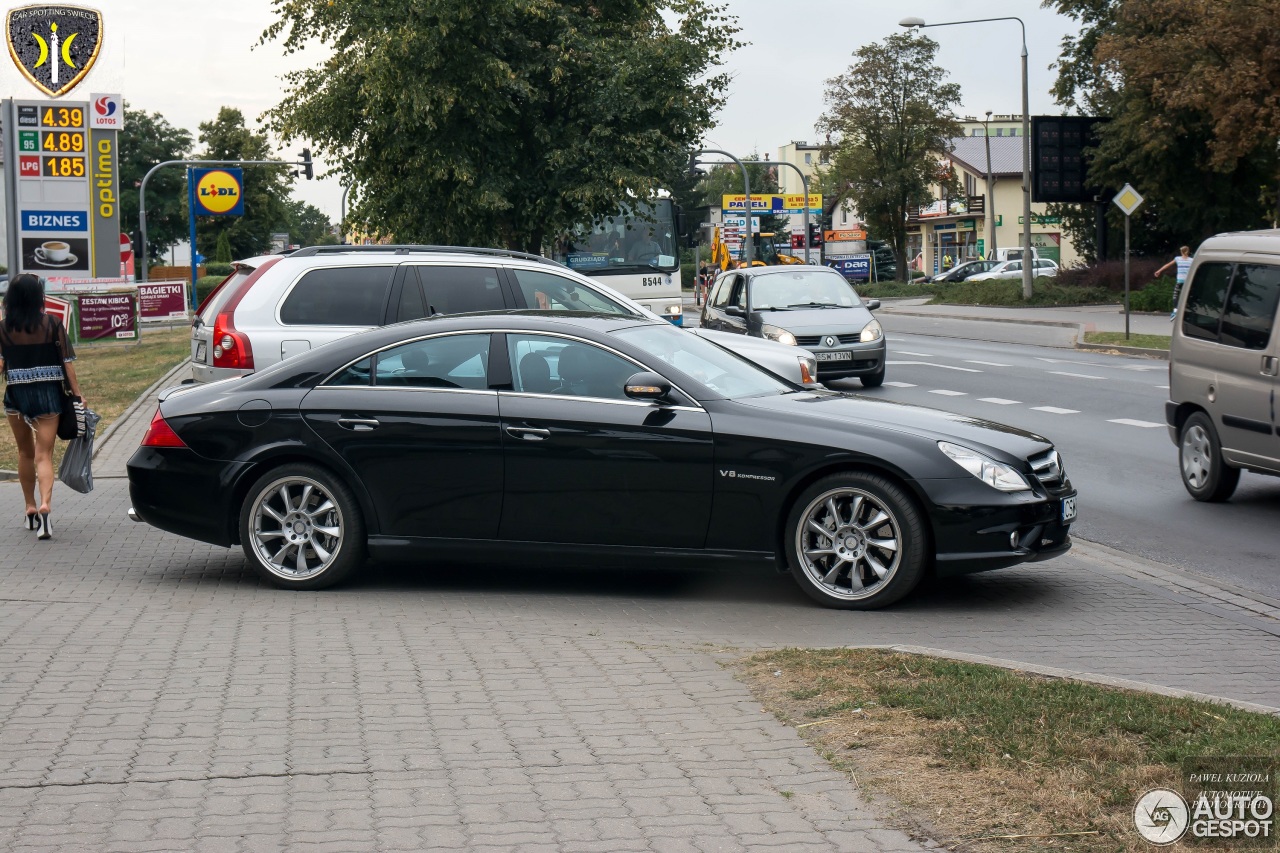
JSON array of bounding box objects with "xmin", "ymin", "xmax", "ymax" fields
[{"xmin": 549, "ymin": 198, "xmax": 685, "ymax": 325}]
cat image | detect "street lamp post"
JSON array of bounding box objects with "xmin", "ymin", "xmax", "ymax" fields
[
  {"xmin": 755, "ymin": 160, "xmax": 812, "ymax": 263},
  {"xmin": 901, "ymin": 15, "xmax": 1032, "ymax": 299},
  {"xmin": 689, "ymin": 149, "xmax": 752, "ymax": 268},
  {"xmin": 983, "ymin": 111, "xmax": 996, "ymax": 259}
]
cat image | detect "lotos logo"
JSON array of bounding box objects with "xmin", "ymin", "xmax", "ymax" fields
[
  {"xmin": 193, "ymin": 168, "xmax": 244, "ymax": 216},
  {"xmin": 89, "ymin": 92, "xmax": 122, "ymax": 128},
  {"xmin": 94, "ymin": 95, "xmax": 115, "ymax": 116}
]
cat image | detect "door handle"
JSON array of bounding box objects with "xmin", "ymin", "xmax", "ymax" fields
[
  {"xmin": 506, "ymin": 426, "xmax": 551, "ymax": 441},
  {"xmin": 1262, "ymin": 356, "xmax": 1279, "ymax": 377},
  {"xmin": 337, "ymin": 417, "xmax": 380, "ymax": 432}
]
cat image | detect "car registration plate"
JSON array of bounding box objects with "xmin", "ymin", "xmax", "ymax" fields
[
  {"xmin": 195, "ymin": 340, "xmax": 207, "ymax": 363},
  {"xmin": 1061, "ymin": 495, "xmax": 1077, "ymax": 523},
  {"xmin": 815, "ymin": 351, "xmax": 851, "ymax": 362}
]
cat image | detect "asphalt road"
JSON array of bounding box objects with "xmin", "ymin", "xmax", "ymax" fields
[{"xmin": 817, "ymin": 328, "xmax": 1280, "ymax": 599}]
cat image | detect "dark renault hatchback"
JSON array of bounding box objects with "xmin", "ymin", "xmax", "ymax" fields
[{"xmin": 128, "ymin": 312, "xmax": 1076, "ymax": 609}]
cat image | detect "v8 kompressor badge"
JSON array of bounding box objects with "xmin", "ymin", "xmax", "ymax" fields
[{"xmin": 6, "ymin": 4, "xmax": 103, "ymax": 97}]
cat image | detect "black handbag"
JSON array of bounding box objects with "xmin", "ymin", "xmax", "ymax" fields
[{"xmin": 53, "ymin": 322, "xmax": 85, "ymax": 441}]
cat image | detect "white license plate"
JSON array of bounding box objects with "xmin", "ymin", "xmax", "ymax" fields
[
  {"xmin": 195, "ymin": 340, "xmax": 207, "ymax": 363},
  {"xmin": 1061, "ymin": 495, "xmax": 1077, "ymax": 523},
  {"xmin": 815, "ymin": 351, "xmax": 852, "ymax": 362}
]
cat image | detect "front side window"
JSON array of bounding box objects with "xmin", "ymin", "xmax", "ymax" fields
[
  {"xmin": 396, "ymin": 272, "xmax": 427, "ymax": 322},
  {"xmin": 280, "ymin": 266, "xmax": 394, "ymax": 326},
  {"xmin": 373, "ymin": 333, "xmax": 490, "ymax": 390},
  {"xmin": 1182, "ymin": 262, "xmax": 1234, "ymax": 343},
  {"xmin": 508, "ymin": 334, "xmax": 639, "ymax": 401},
  {"xmin": 613, "ymin": 324, "xmax": 791, "ymax": 399},
  {"xmin": 1219, "ymin": 263, "xmax": 1280, "ymax": 350},
  {"xmin": 711, "ymin": 276, "xmax": 734, "ymax": 307},
  {"xmin": 328, "ymin": 356, "xmax": 372, "ymax": 386},
  {"xmin": 510, "ymin": 268, "xmax": 636, "ymax": 316},
  {"xmin": 414, "ymin": 266, "xmax": 506, "ymax": 315}
]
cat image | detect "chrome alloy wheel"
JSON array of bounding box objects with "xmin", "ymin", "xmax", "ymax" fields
[
  {"xmin": 795, "ymin": 487, "xmax": 902, "ymax": 601},
  {"xmin": 249, "ymin": 476, "xmax": 344, "ymax": 580},
  {"xmin": 1180, "ymin": 423, "xmax": 1212, "ymax": 489}
]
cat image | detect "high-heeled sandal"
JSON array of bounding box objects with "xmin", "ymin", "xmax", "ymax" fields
[
  {"xmin": 36, "ymin": 512, "xmax": 51, "ymax": 541},
  {"xmin": 24, "ymin": 512, "xmax": 38, "ymax": 531}
]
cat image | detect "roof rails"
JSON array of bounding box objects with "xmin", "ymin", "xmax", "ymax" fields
[{"xmin": 289, "ymin": 244, "xmax": 559, "ymax": 265}]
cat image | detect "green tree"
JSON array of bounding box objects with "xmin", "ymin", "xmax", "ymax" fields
[
  {"xmin": 817, "ymin": 33, "xmax": 962, "ymax": 279},
  {"xmin": 214, "ymin": 230, "xmax": 232, "ymax": 263},
  {"xmin": 118, "ymin": 103, "xmax": 191, "ymax": 264},
  {"xmin": 278, "ymin": 198, "xmax": 338, "ymax": 247},
  {"xmin": 261, "ymin": 0, "xmax": 740, "ymax": 253},
  {"xmin": 195, "ymin": 107, "xmax": 292, "ymax": 259},
  {"xmin": 696, "ymin": 154, "xmax": 789, "ymax": 238},
  {"xmin": 1044, "ymin": 0, "xmax": 1280, "ymax": 261}
]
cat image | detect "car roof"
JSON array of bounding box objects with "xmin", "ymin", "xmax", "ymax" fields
[
  {"xmin": 743, "ymin": 264, "xmax": 843, "ymax": 277},
  {"xmin": 1198, "ymin": 229, "xmax": 1280, "ymax": 256}
]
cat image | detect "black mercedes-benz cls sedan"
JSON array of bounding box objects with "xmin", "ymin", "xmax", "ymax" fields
[{"xmin": 127, "ymin": 312, "xmax": 1076, "ymax": 609}]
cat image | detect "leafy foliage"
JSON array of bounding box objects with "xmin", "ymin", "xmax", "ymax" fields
[
  {"xmin": 262, "ymin": 0, "xmax": 741, "ymax": 253},
  {"xmin": 195, "ymin": 107, "xmax": 293, "ymax": 260},
  {"xmin": 278, "ymin": 198, "xmax": 338, "ymax": 247},
  {"xmin": 119, "ymin": 104, "xmax": 192, "ymax": 264},
  {"xmin": 817, "ymin": 34, "xmax": 962, "ymax": 276}
]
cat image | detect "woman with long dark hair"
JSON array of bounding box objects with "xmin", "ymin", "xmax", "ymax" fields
[{"xmin": 0, "ymin": 274, "xmax": 86, "ymax": 539}]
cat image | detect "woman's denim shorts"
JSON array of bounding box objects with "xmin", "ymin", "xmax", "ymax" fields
[{"xmin": 3, "ymin": 381, "xmax": 63, "ymax": 425}]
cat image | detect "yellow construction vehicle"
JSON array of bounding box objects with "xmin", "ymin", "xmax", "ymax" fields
[{"xmin": 709, "ymin": 228, "xmax": 804, "ymax": 270}]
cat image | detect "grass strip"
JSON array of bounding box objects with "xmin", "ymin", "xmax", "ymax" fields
[
  {"xmin": 1083, "ymin": 331, "xmax": 1172, "ymax": 350},
  {"xmin": 736, "ymin": 648, "xmax": 1279, "ymax": 853},
  {"xmin": 1, "ymin": 327, "xmax": 190, "ymax": 472}
]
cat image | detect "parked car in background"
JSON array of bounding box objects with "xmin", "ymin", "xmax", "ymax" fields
[
  {"xmin": 701, "ymin": 265, "xmax": 886, "ymax": 388},
  {"xmin": 923, "ymin": 260, "xmax": 999, "ymax": 283},
  {"xmin": 967, "ymin": 258, "xmax": 1059, "ymax": 282},
  {"xmin": 1166, "ymin": 229, "xmax": 1280, "ymax": 501},
  {"xmin": 190, "ymin": 245, "xmax": 819, "ymax": 387},
  {"xmin": 129, "ymin": 312, "xmax": 1076, "ymax": 610}
]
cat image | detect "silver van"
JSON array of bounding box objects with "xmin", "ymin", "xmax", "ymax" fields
[{"xmin": 1166, "ymin": 230, "xmax": 1280, "ymax": 500}]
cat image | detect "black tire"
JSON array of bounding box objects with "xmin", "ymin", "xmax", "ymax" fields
[
  {"xmin": 238, "ymin": 463, "xmax": 366, "ymax": 590},
  {"xmin": 1179, "ymin": 412, "xmax": 1240, "ymax": 502},
  {"xmin": 860, "ymin": 366, "xmax": 886, "ymax": 388},
  {"xmin": 784, "ymin": 472, "xmax": 928, "ymax": 609}
]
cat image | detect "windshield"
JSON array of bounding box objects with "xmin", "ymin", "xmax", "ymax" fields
[
  {"xmin": 612, "ymin": 324, "xmax": 792, "ymax": 399},
  {"xmin": 749, "ymin": 269, "xmax": 862, "ymax": 310},
  {"xmin": 551, "ymin": 199, "xmax": 679, "ymax": 274}
]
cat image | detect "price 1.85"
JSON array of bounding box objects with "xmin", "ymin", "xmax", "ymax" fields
[
  {"xmin": 42, "ymin": 131, "xmax": 85, "ymax": 153},
  {"xmin": 43, "ymin": 156, "xmax": 86, "ymax": 178}
]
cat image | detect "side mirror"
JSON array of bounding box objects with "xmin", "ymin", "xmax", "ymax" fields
[
  {"xmin": 624, "ymin": 371, "xmax": 672, "ymax": 402},
  {"xmin": 724, "ymin": 305, "xmax": 744, "ymax": 317},
  {"xmin": 865, "ymin": 299, "xmax": 881, "ymax": 310}
]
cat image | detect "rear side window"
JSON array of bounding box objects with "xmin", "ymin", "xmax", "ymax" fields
[
  {"xmin": 396, "ymin": 271, "xmax": 428, "ymax": 322},
  {"xmin": 1219, "ymin": 263, "xmax": 1280, "ymax": 350},
  {"xmin": 374, "ymin": 333, "xmax": 491, "ymax": 390},
  {"xmin": 198, "ymin": 267, "xmax": 253, "ymax": 326},
  {"xmin": 280, "ymin": 266, "xmax": 393, "ymax": 326},
  {"xmin": 511, "ymin": 268, "xmax": 635, "ymax": 315},
  {"xmin": 1182, "ymin": 262, "xmax": 1234, "ymax": 342},
  {"xmin": 415, "ymin": 266, "xmax": 506, "ymax": 315}
]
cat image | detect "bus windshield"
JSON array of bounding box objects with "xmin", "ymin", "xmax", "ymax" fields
[{"xmin": 552, "ymin": 199, "xmax": 679, "ymax": 275}]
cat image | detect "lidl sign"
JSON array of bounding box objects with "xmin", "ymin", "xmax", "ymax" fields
[{"xmin": 192, "ymin": 167, "xmax": 243, "ymax": 216}]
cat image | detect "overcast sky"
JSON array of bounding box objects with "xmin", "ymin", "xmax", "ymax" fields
[{"xmin": 3, "ymin": 0, "xmax": 1075, "ymax": 221}]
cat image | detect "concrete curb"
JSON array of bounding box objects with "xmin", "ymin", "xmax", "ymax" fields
[
  {"xmin": 1075, "ymin": 341, "xmax": 1169, "ymax": 359},
  {"xmin": 92, "ymin": 358, "xmax": 193, "ymax": 462}
]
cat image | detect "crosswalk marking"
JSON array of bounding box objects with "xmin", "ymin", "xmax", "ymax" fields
[
  {"xmin": 1108, "ymin": 418, "xmax": 1164, "ymax": 428},
  {"xmin": 965, "ymin": 360, "xmax": 1012, "ymax": 367},
  {"xmin": 1050, "ymin": 371, "xmax": 1106, "ymax": 380},
  {"xmin": 887, "ymin": 360, "xmax": 983, "ymax": 372},
  {"xmin": 929, "ymin": 389, "xmax": 967, "ymax": 396},
  {"xmin": 977, "ymin": 397, "xmax": 1021, "ymax": 405},
  {"xmin": 883, "ymin": 381, "xmax": 917, "ymax": 388},
  {"xmin": 1031, "ymin": 406, "xmax": 1080, "ymax": 414}
]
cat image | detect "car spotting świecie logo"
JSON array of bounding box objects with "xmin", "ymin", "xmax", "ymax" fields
[{"xmin": 6, "ymin": 4, "xmax": 104, "ymax": 97}]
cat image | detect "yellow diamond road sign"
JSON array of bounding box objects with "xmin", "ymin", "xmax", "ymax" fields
[{"xmin": 1113, "ymin": 183, "xmax": 1144, "ymax": 216}]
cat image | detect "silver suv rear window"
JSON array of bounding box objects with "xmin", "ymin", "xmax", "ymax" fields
[
  {"xmin": 198, "ymin": 268, "xmax": 254, "ymax": 326},
  {"xmin": 280, "ymin": 266, "xmax": 394, "ymax": 326}
]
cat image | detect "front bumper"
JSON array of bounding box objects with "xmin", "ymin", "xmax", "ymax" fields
[{"xmin": 812, "ymin": 338, "xmax": 886, "ymax": 380}]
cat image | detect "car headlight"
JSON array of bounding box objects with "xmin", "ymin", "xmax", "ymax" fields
[
  {"xmin": 937, "ymin": 441, "xmax": 1031, "ymax": 492},
  {"xmin": 667, "ymin": 304, "xmax": 682, "ymax": 316},
  {"xmin": 860, "ymin": 319, "xmax": 883, "ymax": 343},
  {"xmin": 761, "ymin": 324, "xmax": 797, "ymax": 346}
]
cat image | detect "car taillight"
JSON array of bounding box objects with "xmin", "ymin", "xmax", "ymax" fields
[
  {"xmin": 140, "ymin": 409, "xmax": 187, "ymax": 448},
  {"xmin": 211, "ymin": 310, "xmax": 253, "ymax": 369}
]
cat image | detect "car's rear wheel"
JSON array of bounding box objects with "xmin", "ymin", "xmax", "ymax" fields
[
  {"xmin": 1179, "ymin": 412, "xmax": 1240, "ymax": 502},
  {"xmin": 785, "ymin": 472, "xmax": 928, "ymax": 609},
  {"xmin": 239, "ymin": 463, "xmax": 365, "ymax": 589}
]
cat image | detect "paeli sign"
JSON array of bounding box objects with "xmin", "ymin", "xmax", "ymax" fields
[
  {"xmin": 136, "ymin": 281, "xmax": 188, "ymax": 320},
  {"xmin": 77, "ymin": 292, "xmax": 136, "ymax": 339}
]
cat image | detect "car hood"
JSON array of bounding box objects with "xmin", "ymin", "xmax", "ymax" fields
[
  {"xmin": 752, "ymin": 306, "xmax": 872, "ymax": 332},
  {"xmin": 736, "ymin": 391, "xmax": 1053, "ymax": 461}
]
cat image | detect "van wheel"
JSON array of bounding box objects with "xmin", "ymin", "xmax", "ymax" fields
[
  {"xmin": 239, "ymin": 463, "xmax": 366, "ymax": 589},
  {"xmin": 1179, "ymin": 412, "xmax": 1240, "ymax": 502},
  {"xmin": 784, "ymin": 472, "xmax": 928, "ymax": 609}
]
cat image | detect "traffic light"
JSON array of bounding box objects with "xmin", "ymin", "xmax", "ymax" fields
[
  {"xmin": 808, "ymin": 223, "xmax": 823, "ymax": 248},
  {"xmin": 299, "ymin": 148, "xmax": 314, "ymax": 180}
]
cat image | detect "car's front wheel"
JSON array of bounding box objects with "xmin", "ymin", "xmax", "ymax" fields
[
  {"xmin": 239, "ymin": 463, "xmax": 366, "ymax": 589},
  {"xmin": 784, "ymin": 472, "xmax": 928, "ymax": 609},
  {"xmin": 1179, "ymin": 412, "xmax": 1240, "ymax": 502},
  {"xmin": 860, "ymin": 365, "xmax": 886, "ymax": 388}
]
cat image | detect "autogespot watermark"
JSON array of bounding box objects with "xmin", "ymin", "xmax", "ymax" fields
[{"xmin": 1135, "ymin": 757, "xmax": 1277, "ymax": 848}]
